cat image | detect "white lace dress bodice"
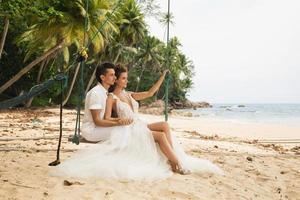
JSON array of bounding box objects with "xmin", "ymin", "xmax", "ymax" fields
[{"xmin": 112, "ymin": 91, "xmax": 139, "ymax": 120}]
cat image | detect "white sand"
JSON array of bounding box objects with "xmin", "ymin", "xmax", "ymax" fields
[
  {"xmin": 140, "ymin": 114, "xmax": 300, "ymax": 140},
  {"xmin": 0, "ymin": 108, "xmax": 299, "ymax": 200}
]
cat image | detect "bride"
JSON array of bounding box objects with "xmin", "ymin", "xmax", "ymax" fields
[{"xmin": 53, "ymin": 65, "xmax": 223, "ymax": 181}]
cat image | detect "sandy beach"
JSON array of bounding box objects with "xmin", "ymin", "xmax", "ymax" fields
[{"xmin": 0, "ymin": 108, "xmax": 299, "ymax": 200}]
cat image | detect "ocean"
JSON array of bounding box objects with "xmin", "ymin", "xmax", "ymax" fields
[{"xmin": 182, "ymin": 104, "xmax": 300, "ymax": 127}]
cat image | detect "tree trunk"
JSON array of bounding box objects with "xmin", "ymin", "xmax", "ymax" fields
[
  {"xmin": 25, "ymin": 59, "xmax": 47, "ymax": 107},
  {"xmin": 85, "ymin": 67, "xmax": 97, "ymax": 95},
  {"xmin": 36, "ymin": 59, "xmax": 46, "ymax": 83},
  {"xmin": 135, "ymin": 65, "xmax": 146, "ymax": 92},
  {"xmin": 0, "ymin": 40, "xmax": 64, "ymax": 94},
  {"xmin": 113, "ymin": 50, "xmax": 121, "ymax": 63},
  {"xmin": 0, "ymin": 17, "xmax": 9, "ymax": 60},
  {"xmin": 62, "ymin": 62, "xmax": 81, "ymax": 106},
  {"xmin": 85, "ymin": 60, "xmax": 103, "ymax": 95}
]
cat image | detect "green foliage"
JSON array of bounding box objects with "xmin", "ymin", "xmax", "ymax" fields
[{"xmin": 0, "ymin": 0, "xmax": 194, "ymax": 107}]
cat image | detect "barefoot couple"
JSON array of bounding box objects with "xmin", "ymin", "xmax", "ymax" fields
[{"xmin": 55, "ymin": 62, "xmax": 223, "ymax": 180}]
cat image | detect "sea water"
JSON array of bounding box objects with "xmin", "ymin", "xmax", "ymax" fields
[{"xmin": 182, "ymin": 104, "xmax": 300, "ymax": 127}]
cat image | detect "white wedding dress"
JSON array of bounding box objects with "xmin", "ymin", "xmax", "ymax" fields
[{"xmin": 53, "ymin": 91, "xmax": 224, "ymax": 181}]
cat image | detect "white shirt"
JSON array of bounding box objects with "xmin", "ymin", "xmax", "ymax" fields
[{"xmin": 82, "ymin": 83, "xmax": 108, "ymax": 134}]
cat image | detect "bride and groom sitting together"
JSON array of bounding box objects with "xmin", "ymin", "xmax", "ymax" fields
[{"xmin": 55, "ymin": 62, "xmax": 223, "ymax": 180}]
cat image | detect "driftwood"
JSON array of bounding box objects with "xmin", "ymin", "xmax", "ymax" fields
[
  {"xmin": 0, "ymin": 134, "xmax": 100, "ymax": 145},
  {"xmin": 0, "ymin": 147, "xmax": 76, "ymax": 152},
  {"xmin": 254, "ymin": 139, "xmax": 300, "ymax": 144},
  {"xmin": 184, "ymin": 130, "xmax": 300, "ymax": 144},
  {"xmin": 190, "ymin": 150, "xmax": 299, "ymax": 158},
  {"xmin": 9, "ymin": 182, "xmax": 37, "ymax": 189},
  {"xmin": 0, "ymin": 124, "xmax": 73, "ymax": 132},
  {"xmin": 0, "ymin": 135, "xmax": 69, "ymax": 142},
  {"xmin": 43, "ymin": 127, "xmax": 73, "ymax": 132},
  {"xmin": 257, "ymin": 141, "xmax": 300, "ymax": 144}
]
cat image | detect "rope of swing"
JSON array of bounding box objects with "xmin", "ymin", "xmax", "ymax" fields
[
  {"xmin": 71, "ymin": 0, "xmax": 123, "ymax": 144},
  {"xmin": 71, "ymin": 0, "xmax": 90, "ymax": 145},
  {"xmin": 63, "ymin": 0, "xmax": 168, "ymax": 146},
  {"xmin": 165, "ymin": 0, "xmax": 171, "ymax": 121},
  {"xmin": 48, "ymin": 0, "xmax": 124, "ymax": 165}
]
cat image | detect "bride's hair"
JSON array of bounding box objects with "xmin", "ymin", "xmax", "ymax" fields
[
  {"xmin": 115, "ymin": 64, "xmax": 127, "ymax": 79},
  {"xmin": 108, "ymin": 64, "xmax": 128, "ymax": 93}
]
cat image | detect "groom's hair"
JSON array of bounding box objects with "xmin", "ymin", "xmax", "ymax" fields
[{"xmin": 96, "ymin": 62, "xmax": 115, "ymax": 83}]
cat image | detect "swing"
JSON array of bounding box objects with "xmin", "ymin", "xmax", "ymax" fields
[
  {"xmin": 0, "ymin": 0, "xmax": 172, "ymax": 166},
  {"xmin": 50, "ymin": 0, "xmax": 124, "ymax": 166},
  {"xmin": 53, "ymin": 0, "xmax": 172, "ymax": 166}
]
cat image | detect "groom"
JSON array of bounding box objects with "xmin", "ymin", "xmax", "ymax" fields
[{"xmin": 81, "ymin": 62, "xmax": 133, "ymax": 142}]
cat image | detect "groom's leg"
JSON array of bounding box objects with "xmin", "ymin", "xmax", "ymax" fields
[
  {"xmin": 82, "ymin": 126, "xmax": 113, "ymax": 142},
  {"xmin": 147, "ymin": 122, "xmax": 173, "ymax": 148}
]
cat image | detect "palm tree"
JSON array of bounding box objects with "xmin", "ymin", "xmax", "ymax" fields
[
  {"xmin": 0, "ymin": 40, "xmax": 64, "ymax": 94},
  {"xmin": 164, "ymin": 38, "xmax": 194, "ymax": 103},
  {"xmin": 108, "ymin": 0, "xmax": 146, "ymax": 63},
  {"xmin": 0, "ymin": 0, "xmax": 118, "ymax": 98},
  {"xmin": 134, "ymin": 35, "xmax": 164, "ymax": 91},
  {"xmin": 62, "ymin": 0, "xmax": 119, "ymax": 105},
  {"xmin": 83, "ymin": 0, "xmax": 147, "ymax": 96},
  {"xmin": 117, "ymin": 0, "xmax": 146, "ymax": 46},
  {"xmin": 136, "ymin": 0, "xmax": 161, "ymax": 18},
  {"xmin": 0, "ymin": 0, "xmax": 30, "ymax": 60}
]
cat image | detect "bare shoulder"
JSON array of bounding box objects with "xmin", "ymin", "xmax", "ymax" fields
[
  {"xmin": 107, "ymin": 93, "xmax": 118, "ymax": 102},
  {"xmin": 107, "ymin": 94, "xmax": 114, "ymax": 101}
]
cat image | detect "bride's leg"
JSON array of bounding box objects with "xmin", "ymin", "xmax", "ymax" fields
[
  {"xmin": 148, "ymin": 122, "xmax": 173, "ymax": 148},
  {"xmin": 152, "ymin": 131, "xmax": 190, "ymax": 175},
  {"xmin": 151, "ymin": 131, "xmax": 178, "ymax": 170}
]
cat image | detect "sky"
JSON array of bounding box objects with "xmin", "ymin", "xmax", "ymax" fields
[{"xmin": 145, "ymin": 0, "xmax": 300, "ymax": 104}]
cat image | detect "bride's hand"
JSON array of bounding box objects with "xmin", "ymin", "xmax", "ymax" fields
[
  {"xmin": 126, "ymin": 118, "xmax": 134, "ymax": 125},
  {"xmin": 123, "ymin": 118, "xmax": 133, "ymax": 125},
  {"xmin": 118, "ymin": 118, "xmax": 133, "ymax": 125}
]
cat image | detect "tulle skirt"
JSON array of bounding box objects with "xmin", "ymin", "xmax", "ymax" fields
[{"xmin": 52, "ymin": 119, "xmax": 223, "ymax": 181}]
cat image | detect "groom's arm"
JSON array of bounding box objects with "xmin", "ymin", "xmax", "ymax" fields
[
  {"xmin": 91, "ymin": 109, "xmax": 132, "ymax": 127},
  {"xmin": 90, "ymin": 109, "xmax": 120, "ymax": 127}
]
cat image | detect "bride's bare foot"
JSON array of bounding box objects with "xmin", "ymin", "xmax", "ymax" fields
[
  {"xmin": 168, "ymin": 161, "xmax": 177, "ymax": 172},
  {"xmin": 168, "ymin": 161, "xmax": 191, "ymax": 175},
  {"xmin": 176, "ymin": 166, "xmax": 191, "ymax": 175}
]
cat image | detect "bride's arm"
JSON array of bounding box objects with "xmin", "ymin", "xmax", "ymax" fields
[
  {"xmin": 104, "ymin": 94, "xmax": 119, "ymax": 121},
  {"xmin": 131, "ymin": 70, "xmax": 168, "ymax": 101}
]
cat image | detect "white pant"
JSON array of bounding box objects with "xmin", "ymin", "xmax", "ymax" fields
[{"xmin": 82, "ymin": 125, "xmax": 114, "ymax": 142}]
